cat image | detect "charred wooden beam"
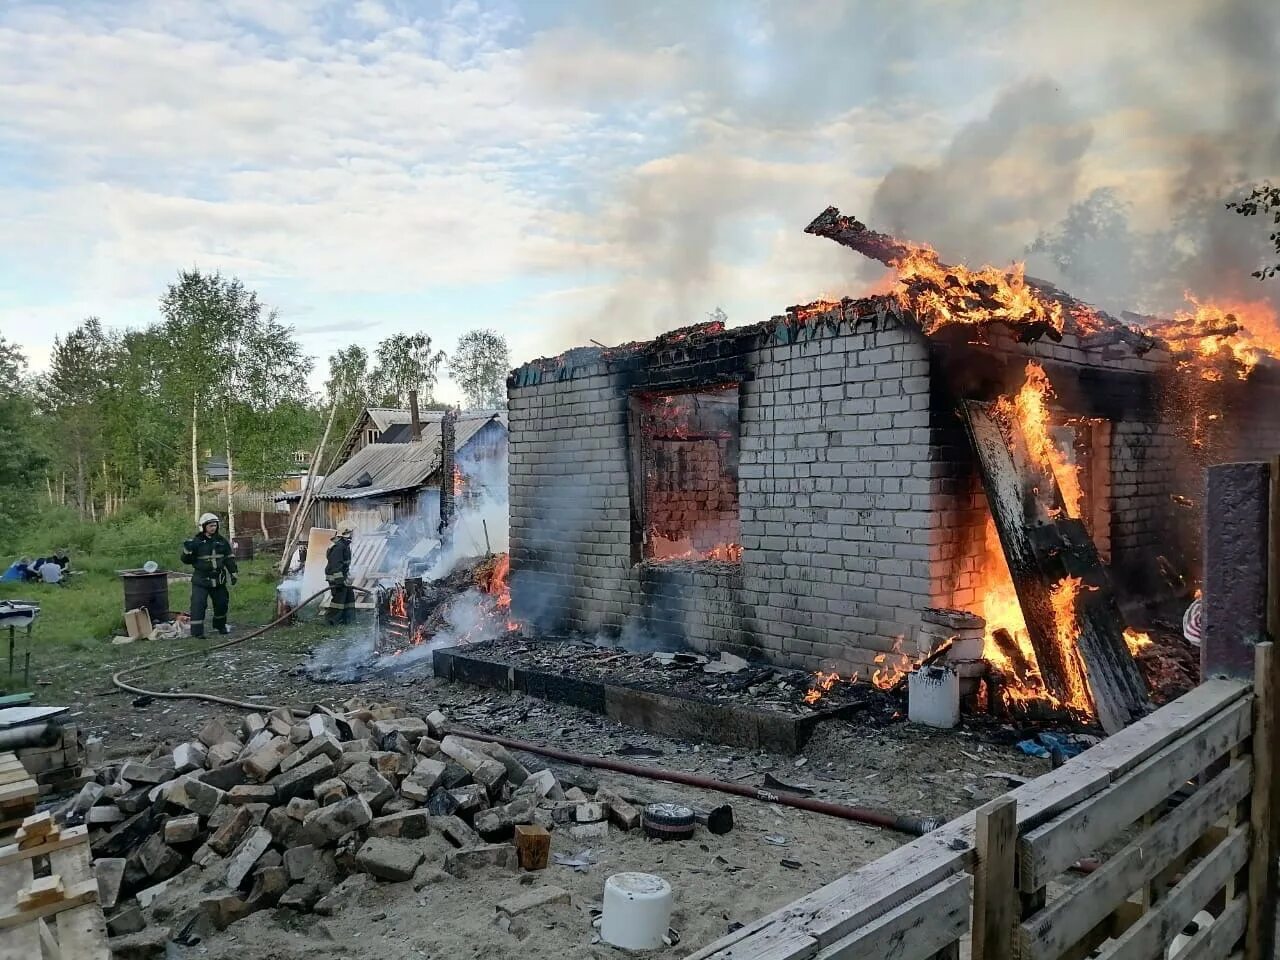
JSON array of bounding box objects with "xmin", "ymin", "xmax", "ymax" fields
[
  {"xmin": 804, "ymin": 206, "xmax": 914, "ymax": 267},
  {"xmin": 961, "ymin": 398, "xmax": 1150, "ymax": 734}
]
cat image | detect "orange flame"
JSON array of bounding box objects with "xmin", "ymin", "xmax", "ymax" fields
[
  {"xmin": 1165, "ymin": 295, "xmax": 1280, "ymax": 379},
  {"xmin": 803, "ymin": 670, "xmax": 844, "ymax": 705},
  {"xmin": 1049, "ymin": 575, "xmax": 1094, "ymax": 714},
  {"xmin": 648, "ymin": 541, "xmax": 743, "ymax": 564},
  {"xmin": 889, "ymin": 244, "xmax": 1101, "ymax": 338},
  {"xmin": 994, "ymin": 362, "xmax": 1083, "ymax": 518},
  {"xmin": 1123, "ymin": 627, "xmax": 1152, "ymax": 656},
  {"xmin": 871, "ymin": 638, "xmax": 911, "ymax": 690}
]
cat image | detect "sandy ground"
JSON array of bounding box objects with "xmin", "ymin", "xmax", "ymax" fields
[{"xmin": 55, "ymin": 627, "xmax": 1051, "ymax": 958}]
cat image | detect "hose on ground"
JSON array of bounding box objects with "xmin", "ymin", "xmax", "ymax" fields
[
  {"xmin": 448, "ymin": 726, "xmax": 943, "ymax": 836},
  {"xmin": 110, "ymin": 586, "xmax": 371, "ymax": 717},
  {"xmin": 108, "ymin": 587, "xmax": 938, "ymax": 837}
]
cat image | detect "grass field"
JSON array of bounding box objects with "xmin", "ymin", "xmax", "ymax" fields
[{"xmin": 0, "ymin": 504, "xmax": 342, "ymax": 702}]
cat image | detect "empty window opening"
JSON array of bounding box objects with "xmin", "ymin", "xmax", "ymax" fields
[{"xmin": 633, "ymin": 385, "xmax": 741, "ymax": 563}]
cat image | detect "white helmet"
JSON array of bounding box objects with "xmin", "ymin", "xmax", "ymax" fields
[{"xmin": 198, "ymin": 513, "xmax": 220, "ymax": 528}]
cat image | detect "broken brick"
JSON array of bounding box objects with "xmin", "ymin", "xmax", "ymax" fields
[
  {"xmin": 279, "ymin": 733, "xmax": 342, "ymax": 774},
  {"xmin": 207, "ymin": 806, "xmax": 255, "ymax": 856},
  {"xmin": 163, "ymin": 814, "xmax": 201, "ymax": 845},
  {"xmin": 302, "ymin": 795, "xmax": 372, "ymax": 846},
  {"xmin": 270, "ymin": 755, "xmax": 336, "ymax": 802},
  {"xmin": 338, "ymin": 762, "xmax": 395, "ymax": 811},
  {"xmin": 172, "ymin": 742, "xmax": 208, "ymax": 775},
  {"xmin": 442, "ymin": 843, "xmax": 518, "ymax": 878},
  {"xmin": 496, "ymin": 885, "xmax": 570, "ymax": 916},
  {"xmin": 243, "ymin": 737, "xmax": 296, "ymax": 781},
  {"xmin": 356, "ymin": 837, "xmax": 424, "ymax": 881},
  {"xmin": 367, "ymin": 809, "xmax": 430, "ymax": 840},
  {"xmin": 314, "ymin": 777, "xmax": 348, "ymax": 806},
  {"xmin": 225, "ymin": 826, "xmax": 272, "ymax": 889}
]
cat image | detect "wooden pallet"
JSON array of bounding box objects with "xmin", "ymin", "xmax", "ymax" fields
[
  {"xmin": 0, "ymin": 812, "xmax": 109, "ymax": 959},
  {"xmin": 0, "ymin": 751, "xmax": 37, "ymax": 836}
]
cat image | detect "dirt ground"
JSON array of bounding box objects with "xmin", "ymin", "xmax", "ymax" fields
[{"xmin": 53, "ymin": 621, "xmax": 1052, "ymax": 958}]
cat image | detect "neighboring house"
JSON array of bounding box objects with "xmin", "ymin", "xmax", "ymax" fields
[
  {"xmin": 285, "ymin": 410, "xmax": 507, "ymax": 535},
  {"xmin": 333, "ymin": 407, "xmax": 446, "ymax": 468}
]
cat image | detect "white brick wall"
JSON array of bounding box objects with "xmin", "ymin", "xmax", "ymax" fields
[{"xmin": 509, "ymin": 310, "xmax": 1280, "ymax": 672}]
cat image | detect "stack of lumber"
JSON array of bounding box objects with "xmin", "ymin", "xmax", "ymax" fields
[
  {"xmin": 0, "ymin": 811, "xmax": 110, "ymax": 959},
  {"xmin": 0, "ymin": 751, "xmax": 38, "ymax": 834}
]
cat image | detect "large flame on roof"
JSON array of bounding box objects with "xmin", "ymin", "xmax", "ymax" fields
[
  {"xmin": 888, "ymin": 244, "xmax": 1102, "ymax": 339},
  {"xmin": 1167, "ymin": 295, "xmax": 1280, "ymax": 379}
]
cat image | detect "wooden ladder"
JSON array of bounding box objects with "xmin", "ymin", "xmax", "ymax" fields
[{"xmin": 0, "ymin": 811, "xmax": 109, "ymax": 960}]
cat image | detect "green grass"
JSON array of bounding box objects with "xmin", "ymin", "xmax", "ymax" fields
[{"xmin": 0, "ymin": 504, "xmax": 325, "ymax": 702}]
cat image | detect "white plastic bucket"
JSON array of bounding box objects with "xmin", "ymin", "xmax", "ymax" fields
[{"xmin": 600, "ymin": 872, "xmax": 673, "ymax": 950}]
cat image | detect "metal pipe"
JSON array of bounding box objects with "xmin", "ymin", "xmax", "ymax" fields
[
  {"xmin": 448, "ymin": 727, "xmax": 943, "ymax": 837},
  {"xmin": 0, "ymin": 721, "xmax": 61, "ymax": 751}
]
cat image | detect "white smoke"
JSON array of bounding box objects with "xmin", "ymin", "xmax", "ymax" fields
[{"xmin": 425, "ymin": 451, "xmax": 510, "ymax": 580}]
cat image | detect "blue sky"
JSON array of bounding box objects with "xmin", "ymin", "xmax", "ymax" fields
[{"xmin": 1, "ymin": 0, "xmax": 1274, "ymax": 400}]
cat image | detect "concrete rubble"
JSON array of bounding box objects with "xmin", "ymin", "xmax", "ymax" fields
[{"xmin": 62, "ymin": 699, "xmax": 639, "ymax": 954}]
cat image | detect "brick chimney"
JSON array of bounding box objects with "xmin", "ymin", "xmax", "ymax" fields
[{"xmin": 409, "ymin": 390, "xmax": 422, "ymax": 442}]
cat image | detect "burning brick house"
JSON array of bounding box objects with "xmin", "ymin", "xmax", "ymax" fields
[{"xmin": 507, "ymin": 208, "xmax": 1280, "ymax": 732}]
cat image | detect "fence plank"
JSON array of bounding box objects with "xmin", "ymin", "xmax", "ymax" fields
[
  {"xmin": 685, "ymin": 678, "xmax": 1249, "ymax": 960},
  {"xmin": 1020, "ymin": 698, "xmax": 1251, "ymax": 889},
  {"xmin": 1096, "ymin": 825, "xmax": 1248, "ymax": 960},
  {"xmin": 816, "ymin": 875, "xmax": 970, "ymax": 960},
  {"xmin": 972, "ymin": 797, "xmax": 1016, "ymax": 960},
  {"xmin": 1245, "ymin": 642, "xmax": 1278, "ymax": 960},
  {"xmin": 1018, "ymin": 757, "xmax": 1252, "ymax": 960},
  {"xmin": 1177, "ymin": 895, "xmax": 1246, "ymax": 960}
]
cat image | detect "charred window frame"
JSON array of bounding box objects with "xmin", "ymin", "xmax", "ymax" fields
[{"xmin": 628, "ymin": 384, "xmax": 742, "ymax": 565}]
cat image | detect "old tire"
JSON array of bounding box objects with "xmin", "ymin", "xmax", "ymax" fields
[{"xmin": 642, "ymin": 803, "xmax": 695, "ymax": 841}]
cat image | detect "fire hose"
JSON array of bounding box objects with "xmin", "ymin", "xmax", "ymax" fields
[
  {"xmin": 110, "ymin": 586, "xmax": 374, "ymax": 717},
  {"xmin": 446, "ymin": 727, "xmax": 943, "ymax": 836},
  {"xmin": 109, "ymin": 585, "xmax": 941, "ymax": 837}
]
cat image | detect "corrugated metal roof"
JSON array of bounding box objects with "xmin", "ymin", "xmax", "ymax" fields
[{"xmin": 314, "ymin": 413, "xmax": 503, "ymax": 502}]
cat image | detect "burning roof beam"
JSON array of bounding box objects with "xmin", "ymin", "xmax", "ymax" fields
[{"xmin": 804, "ymin": 206, "xmax": 1157, "ymax": 354}]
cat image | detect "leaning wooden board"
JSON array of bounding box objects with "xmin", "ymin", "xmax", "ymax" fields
[{"xmin": 960, "ymin": 398, "xmax": 1149, "ymax": 734}]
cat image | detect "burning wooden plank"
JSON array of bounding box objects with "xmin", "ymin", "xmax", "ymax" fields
[{"xmin": 960, "ymin": 397, "xmax": 1149, "ymax": 734}]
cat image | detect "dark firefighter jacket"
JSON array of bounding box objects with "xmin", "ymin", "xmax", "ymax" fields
[
  {"xmin": 181, "ymin": 532, "xmax": 238, "ymax": 587},
  {"xmin": 325, "ymin": 538, "xmax": 352, "ymax": 583}
]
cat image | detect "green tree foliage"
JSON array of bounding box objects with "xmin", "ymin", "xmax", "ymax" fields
[
  {"xmin": 1226, "ymin": 181, "xmax": 1280, "ymax": 280},
  {"xmin": 325, "ymin": 345, "xmax": 374, "ymax": 442},
  {"xmin": 0, "ymin": 339, "xmax": 48, "ymax": 537},
  {"xmin": 449, "ymin": 329, "xmax": 510, "ymax": 409},
  {"xmin": 41, "ymin": 318, "xmax": 113, "ymax": 515},
  {"xmin": 159, "ymin": 270, "xmax": 314, "ymax": 522},
  {"xmin": 369, "ymin": 333, "xmax": 445, "ymax": 406}
]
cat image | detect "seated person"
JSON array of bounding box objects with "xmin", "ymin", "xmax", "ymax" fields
[
  {"xmin": 38, "ymin": 558, "xmax": 64, "ymax": 585},
  {"xmin": 23, "ymin": 558, "xmax": 45, "ymax": 582},
  {"xmin": 53, "ymin": 549, "xmax": 70, "ymax": 571}
]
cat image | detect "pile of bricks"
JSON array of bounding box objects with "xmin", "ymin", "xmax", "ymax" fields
[
  {"xmin": 15, "ymin": 723, "xmax": 96, "ymax": 796},
  {"xmin": 66, "ymin": 701, "xmax": 641, "ymax": 952}
]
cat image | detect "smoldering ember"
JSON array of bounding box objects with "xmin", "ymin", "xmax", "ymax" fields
[{"xmin": 5, "ymin": 206, "xmax": 1280, "ymax": 960}]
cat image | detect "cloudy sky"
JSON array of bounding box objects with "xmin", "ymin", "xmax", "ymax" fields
[{"xmin": 1, "ymin": 0, "xmax": 1276, "ymax": 399}]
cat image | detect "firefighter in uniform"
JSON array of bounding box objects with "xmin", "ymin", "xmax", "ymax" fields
[
  {"xmin": 325, "ymin": 528, "xmax": 354, "ymax": 625},
  {"xmin": 181, "ymin": 512, "xmax": 238, "ymax": 637}
]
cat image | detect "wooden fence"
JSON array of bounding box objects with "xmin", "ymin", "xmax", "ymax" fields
[{"xmin": 687, "ymin": 643, "xmax": 1279, "ymax": 960}]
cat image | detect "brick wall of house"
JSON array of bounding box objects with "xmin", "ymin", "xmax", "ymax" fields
[
  {"xmin": 509, "ymin": 307, "xmax": 1280, "ymax": 674},
  {"xmin": 509, "ymin": 309, "xmax": 935, "ymax": 675}
]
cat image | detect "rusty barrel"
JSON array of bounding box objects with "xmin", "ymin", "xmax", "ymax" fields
[{"xmin": 119, "ymin": 570, "xmax": 170, "ymax": 623}]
